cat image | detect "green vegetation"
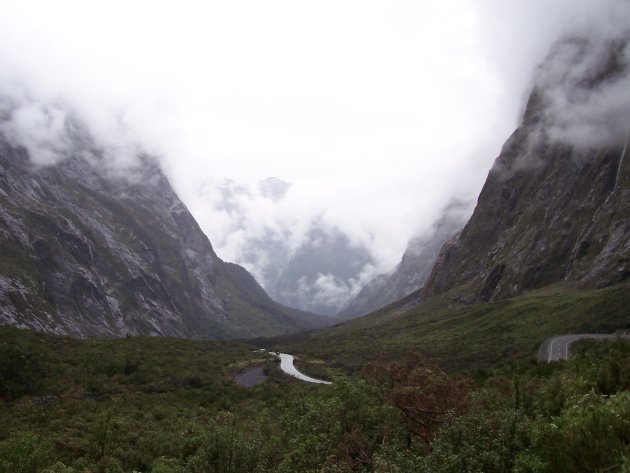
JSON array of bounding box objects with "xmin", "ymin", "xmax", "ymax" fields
[
  {"xmin": 212, "ymin": 263, "xmax": 315, "ymax": 340},
  {"xmin": 0, "ymin": 326, "xmax": 302, "ymax": 472},
  {"xmin": 1, "ymin": 283, "xmax": 630, "ymax": 472},
  {"xmin": 278, "ymin": 283, "xmax": 630, "ymax": 373}
]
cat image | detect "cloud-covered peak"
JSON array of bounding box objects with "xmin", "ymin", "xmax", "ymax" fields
[
  {"xmin": 258, "ymin": 177, "xmax": 292, "ymax": 202},
  {"xmin": 1, "ymin": 0, "xmax": 627, "ymax": 313},
  {"xmin": 536, "ymin": 33, "xmax": 630, "ymax": 149}
]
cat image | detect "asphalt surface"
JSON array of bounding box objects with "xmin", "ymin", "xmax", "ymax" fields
[
  {"xmin": 538, "ymin": 333, "xmax": 629, "ymax": 362},
  {"xmin": 275, "ymin": 353, "xmax": 332, "ymax": 384}
]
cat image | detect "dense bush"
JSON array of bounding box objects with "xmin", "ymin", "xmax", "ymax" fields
[
  {"xmin": 518, "ymin": 392, "xmax": 630, "ymax": 473},
  {"xmin": 0, "ymin": 343, "xmax": 43, "ymax": 399},
  {"xmin": 0, "ymin": 433, "xmax": 54, "ymax": 473},
  {"xmin": 1, "ymin": 327, "xmax": 630, "ymax": 472},
  {"xmin": 188, "ymin": 411, "xmax": 263, "ymax": 473},
  {"xmin": 276, "ymin": 380, "xmax": 398, "ymax": 472}
]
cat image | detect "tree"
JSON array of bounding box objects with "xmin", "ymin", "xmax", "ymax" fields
[{"xmin": 364, "ymin": 354, "xmax": 470, "ymax": 446}]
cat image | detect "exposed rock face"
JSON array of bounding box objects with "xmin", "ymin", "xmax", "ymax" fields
[
  {"xmin": 339, "ymin": 202, "xmax": 468, "ymax": 318},
  {"xmin": 423, "ymin": 36, "xmax": 630, "ymax": 302},
  {"xmin": 0, "ymin": 137, "xmax": 319, "ymax": 338}
]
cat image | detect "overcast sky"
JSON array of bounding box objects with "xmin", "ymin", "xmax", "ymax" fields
[{"xmin": 0, "ymin": 0, "xmax": 626, "ymax": 275}]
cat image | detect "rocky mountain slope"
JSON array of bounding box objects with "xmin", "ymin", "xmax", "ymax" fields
[
  {"xmin": 339, "ymin": 201, "xmax": 468, "ymax": 318},
  {"xmin": 0, "ymin": 134, "xmax": 321, "ymax": 339},
  {"xmin": 423, "ymin": 35, "xmax": 630, "ymax": 303}
]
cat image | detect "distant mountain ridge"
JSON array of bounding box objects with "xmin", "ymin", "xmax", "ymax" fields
[
  {"xmin": 0, "ymin": 132, "xmax": 322, "ymax": 339},
  {"xmin": 196, "ymin": 177, "xmax": 375, "ymax": 315}
]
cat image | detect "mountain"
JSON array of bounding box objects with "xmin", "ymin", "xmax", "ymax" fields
[
  {"xmin": 277, "ymin": 35, "xmax": 630, "ymax": 372},
  {"xmin": 423, "ymin": 35, "xmax": 630, "ymax": 303},
  {"xmin": 0, "ymin": 131, "xmax": 322, "ymax": 339},
  {"xmin": 258, "ymin": 177, "xmax": 291, "ymax": 202},
  {"xmin": 266, "ymin": 225, "xmax": 373, "ymax": 315},
  {"xmin": 339, "ymin": 200, "xmax": 469, "ymax": 318},
  {"xmin": 196, "ymin": 177, "xmax": 375, "ymax": 315}
]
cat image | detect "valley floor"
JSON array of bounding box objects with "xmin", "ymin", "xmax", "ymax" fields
[{"xmin": 1, "ymin": 282, "xmax": 629, "ymax": 472}]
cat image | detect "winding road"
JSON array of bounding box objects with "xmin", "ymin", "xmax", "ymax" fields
[
  {"xmin": 538, "ymin": 333, "xmax": 629, "ymax": 362},
  {"xmin": 273, "ymin": 352, "xmax": 332, "ymax": 384}
]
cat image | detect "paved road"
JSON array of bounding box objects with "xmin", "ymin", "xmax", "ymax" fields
[
  {"xmin": 272, "ymin": 352, "xmax": 332, "ymax": 384},
  {"xmin": 538, "ymin": 333, "xmax": 629, "ymax": 362}
]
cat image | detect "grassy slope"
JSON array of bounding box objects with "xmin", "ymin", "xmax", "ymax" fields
[
  {"xmin": 276, "ymin": 282, "xmax": 630, "ymax": 374},
  {"xmin": 212, "ymin": 262, "xmax": 325, "ymax": 340}
]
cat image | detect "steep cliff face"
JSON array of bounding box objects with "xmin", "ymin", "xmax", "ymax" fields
[
  {"xmin": 423, "ymin": 36, "xmax": 630, "ymax": 302},
  {"xmin": 339, "ymin": 202, "xmax": 468, "ymax": 317},
  {"xmin": 0, "ymin": 137, "xmax": 318, "ymax": 338}
]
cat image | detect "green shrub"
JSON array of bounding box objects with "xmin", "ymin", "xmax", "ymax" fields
[
  {"xmin": 0, "ymin": 433, "xmax": 54, "ymax": 473},
  {"xmin": 42, "ymin": 462, "xmax": 75, "ymax": 473},
  {"xmin": 89, "ymin": 411, "xmax": 125, "ymax": 458},
  {"xmin": 0, "ymin": 343, "xmax": 43, "ymax": 399},
  {"xmin": 520, "ymin": 392, "xmax": 630, "ymax": 473},
  {"xmin": 276, "ymin": 380, "xmax": 398, "ymax": 473},
  {"xmin": 422, "ymin": 387, "xmax": 531, "ymax": 473},
  {"xmin": 150, "ymin": 457, "xmax": 185, "ymax": 473},
  {"xmin": 189, "ymin": 411, "xmax": 263, "ymax": 473}
]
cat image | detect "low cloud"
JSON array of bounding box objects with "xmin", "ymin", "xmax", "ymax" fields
[
  {"xmin": 0, "ymin": 0, "xmax": 628, "ymax": 312},
  {"xmin": 296, "ymin": 273, "xmax": 366, "ymax": 311},
  {"xmin": 191, "ymin": 177, "xmax": 384, "ymax": 312},
  {"xmin": 538, "ymin": 35, "xmax": 630, "ymax": 149},
  {"xmin": 1, "ymin": 100, "xmax": 71, "ymax": 166},
  {"xmin": 0, "ymin": 82, "xmax": 145, "ymax": 174}
]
